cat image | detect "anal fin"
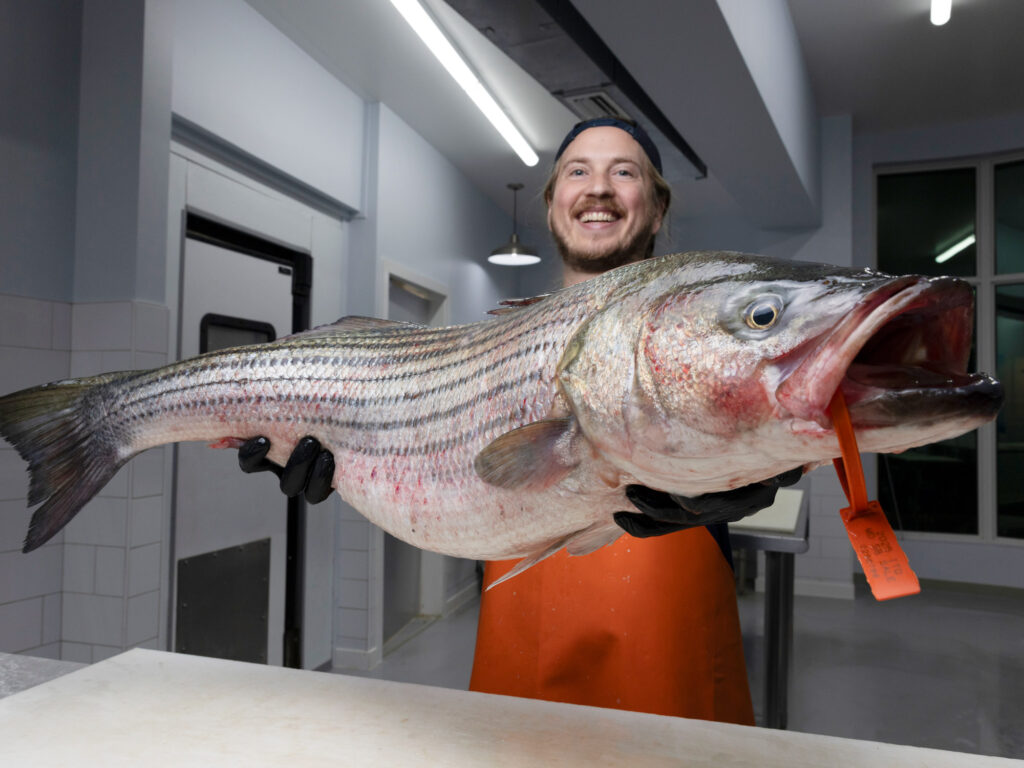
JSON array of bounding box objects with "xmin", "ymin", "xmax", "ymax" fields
[
  {"xmin": 486, "ymin": 521, "xmax": 624, "ymax": 590},
  {"xmin": 563, "ymin": 521, "xmax": 623, "ymax": 556}
]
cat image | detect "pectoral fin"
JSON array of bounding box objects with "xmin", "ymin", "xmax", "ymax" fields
[{"xmin": 474, "ymin": 418, "xmax": 579, "ymax": 491}]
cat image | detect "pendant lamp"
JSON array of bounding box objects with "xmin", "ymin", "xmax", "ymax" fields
[{"xmin": 489, "ymin": 183, "xmax": 539, "ymax": 266}]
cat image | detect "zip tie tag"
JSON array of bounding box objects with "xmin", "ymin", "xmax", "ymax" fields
[{"xmin": 829, "ymin": 390, "xmax": 920, "ymax": 601}]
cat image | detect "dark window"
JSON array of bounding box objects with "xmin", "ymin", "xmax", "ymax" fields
[{"xmin": 199, "ymin": 313, "xmax": 276, "ymax": 354}]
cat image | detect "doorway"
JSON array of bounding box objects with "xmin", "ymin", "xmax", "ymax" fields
[
  {"xmin": 381, "ymin": 268, "xmax": 447, "ymax": 648},
  {"xmin": 173, "ymin": 213, "xmax": 311, "ymax": 666}
]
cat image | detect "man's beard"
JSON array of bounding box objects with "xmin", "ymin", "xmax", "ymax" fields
[{"xmin": 553, "ymin": 223, "xmax": 657, "ymax": 274}]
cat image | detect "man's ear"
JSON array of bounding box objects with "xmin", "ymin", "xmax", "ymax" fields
[{"xmin": 650, "ymin": 206, "xmax": 665, "ymax": 236}]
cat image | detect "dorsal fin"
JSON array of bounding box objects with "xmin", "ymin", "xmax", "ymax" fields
[
  {"xmin": 280, "ymin": 316, "xmax": 422, "ymax": 342},
  {"xmin": 330, "ymin": 316, "xmax": 422, "ymax": 331},
  {"xmin": 487, "ymin": 294, "xmax": 551, "ymax": 316}
]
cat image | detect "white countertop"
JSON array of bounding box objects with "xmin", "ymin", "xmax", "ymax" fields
[{"xmin": 0, "ymin": 648, "xmax": 1017, "ymax": 767}]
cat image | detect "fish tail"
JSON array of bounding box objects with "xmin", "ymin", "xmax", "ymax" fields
[{"xmin": 0, "ymin": 373, "xmax": 135, "ymax": 552}]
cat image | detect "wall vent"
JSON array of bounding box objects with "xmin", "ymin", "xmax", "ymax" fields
[{"xmin": 561, "ymin": 88, "xmax": 632, "ymax": 121}]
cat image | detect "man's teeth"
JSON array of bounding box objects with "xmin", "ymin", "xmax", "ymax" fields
[{"xmin": 579, "ymin": 211, "xmax": 618, "ymax": 223}]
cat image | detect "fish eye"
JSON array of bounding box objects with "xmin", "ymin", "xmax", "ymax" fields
[{"xmin": 744, "ymin": 296, "xmax": 783, "ymax": 330}]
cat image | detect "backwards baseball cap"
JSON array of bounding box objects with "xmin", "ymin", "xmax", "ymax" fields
[{"xmin": 554, "ymin": 117, "xmax": 662, "ymax": 175}]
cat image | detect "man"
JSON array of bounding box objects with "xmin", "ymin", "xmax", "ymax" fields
[
  {"xmin": 467, "ymin": 118, "xmax": 782, "ymax": 722},
  {"xmin": 239, "ymin": 117, "xmax": 796, "ymax": 723}
]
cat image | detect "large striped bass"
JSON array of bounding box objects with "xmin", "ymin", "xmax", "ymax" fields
[{"xmin": 0, "ymin": 251, "xmax": 1003, "ymax": 577}]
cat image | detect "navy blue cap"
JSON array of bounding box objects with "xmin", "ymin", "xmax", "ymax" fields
[{"xmin": 554, "ymin": 117, "xmax": 662, "ymax": 174}]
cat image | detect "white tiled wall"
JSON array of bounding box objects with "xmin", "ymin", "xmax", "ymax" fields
[
  {"xmin": 60, "ymin": 301, "xmax": 169, "ymax": 662},
  {"xmin": 0, "ymin": 295, "xmax": 171, "ymax": 660},
  {"xmin": 333, "ymin": 502, "xmax": 374, "ymax": 668},
  {"xmin": 0, "ymin": 295, "xmax": 72, "ymax": 658}
]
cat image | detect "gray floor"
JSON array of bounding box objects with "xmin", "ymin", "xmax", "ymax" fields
[
  {"xmin": 338, "ymin": 579, "xmax": 1024, "ymax": 760},
  {"xmin": 0, "ymin": 653, "xmax": 85, "ymax": 700}
]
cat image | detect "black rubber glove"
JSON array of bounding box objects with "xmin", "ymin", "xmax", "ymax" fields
[
  {"xmin": 238, "ymin": 436, "xmax": 335, "ymax": 504},
  {"xmin": 614, "ymin": 467, "xmax": 803, "ymax": 538}
]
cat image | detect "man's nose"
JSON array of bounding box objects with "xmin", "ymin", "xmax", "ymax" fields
[{"xmin": 583, "ymin": 172, "xmax": 613, "ymax": 196}]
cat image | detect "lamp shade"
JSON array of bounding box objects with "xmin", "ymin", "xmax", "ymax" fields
[
  {"xmin": 489, "ymin": 233, "xmax": 539, "ymax": 265},
  {"xmin": 489, "ymin": 182, "xmax": 539, "ymax": 266}
]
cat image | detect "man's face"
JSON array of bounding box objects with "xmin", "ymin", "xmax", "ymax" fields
[{"xmin": 547, "ymin": 126, "xmax": 664, "ymax": 274}]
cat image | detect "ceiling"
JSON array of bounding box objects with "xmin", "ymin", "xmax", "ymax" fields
[
  {"xmin": 787, "ymin": 0, "xmax": 1024, "ymax": 132},
  {"xmin": 245, "ymin": 0, "xmax": 1024, "ymax": 234}
]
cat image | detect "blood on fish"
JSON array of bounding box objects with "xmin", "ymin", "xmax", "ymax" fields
[{"xmin": 207, "ymin": 437, "xmax": 246, "ymax": 450}]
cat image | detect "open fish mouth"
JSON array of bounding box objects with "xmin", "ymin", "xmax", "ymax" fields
[{"xmin": 779, "ymin": 276, "xmax": 1004, "ymax": 430}]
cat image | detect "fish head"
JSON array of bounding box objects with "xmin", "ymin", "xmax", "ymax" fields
[{"xmin": 561, "ymin": 251, "xmax": 1003, "ymax": 493}]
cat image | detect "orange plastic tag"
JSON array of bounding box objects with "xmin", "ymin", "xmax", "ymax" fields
[{"xmin": 829, "ymin": 390, "xmax": 920, "ymax": 601}]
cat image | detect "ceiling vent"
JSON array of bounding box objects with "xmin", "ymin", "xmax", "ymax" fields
[{"xmin": 561, "ymin": 87, "xmax": 631, "ymax": 121}]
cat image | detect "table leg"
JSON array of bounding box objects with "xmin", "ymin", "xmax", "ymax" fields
[{"xmin": 763, "ymin": 551, "xmax": 794, "ymax": 729}]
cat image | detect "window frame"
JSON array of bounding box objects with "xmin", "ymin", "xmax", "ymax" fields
[{"xmin": 873, "ymin": 148, "xmax": 1024, "ymax": 545}]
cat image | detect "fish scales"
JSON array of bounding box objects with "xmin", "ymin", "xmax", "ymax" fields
[
  {"xmin": 29, "ymin": 278, "xmax": 606, "ymax": 558},
  {"xmin": 0, "ymin": 251, "xmax": 1003, "ymax": 570}
]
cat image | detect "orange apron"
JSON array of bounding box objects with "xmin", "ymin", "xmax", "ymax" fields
[{"xmin": 469, "ymin": 527, "xmax": 755, "ymax": 724}]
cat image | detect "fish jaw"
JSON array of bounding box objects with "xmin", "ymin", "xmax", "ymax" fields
[{"xmin": 774, "ymin": 275, "xmax": 1003, "ymax": 448}]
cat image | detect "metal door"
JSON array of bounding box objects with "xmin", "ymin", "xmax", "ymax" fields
[{"xmin": 174, "ymin": 235, "xmax": 294, "ymax": 665}]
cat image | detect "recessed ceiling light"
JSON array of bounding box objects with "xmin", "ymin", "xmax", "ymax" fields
[{"xmin": 931, "ymin": 0, "xmax": 952, "ymax": 26}]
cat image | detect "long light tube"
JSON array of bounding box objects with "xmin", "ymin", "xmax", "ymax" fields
[
  {"xmin": 389, "ymin": 0, "xmax": 539, "ymax": 167},
  {"xmin": 931, "ymin": 0, "xmax": 952, "ymax": 25},
  {"xmin": 935, "ymin": 234, "xmax": 975, "ymax": 264}
]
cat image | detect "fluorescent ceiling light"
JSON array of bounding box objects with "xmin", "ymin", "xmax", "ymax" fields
[
  {"xmin": 931, "ymin": 0, "xmax": 952, "ymax": 25},
  {"xmin": 935, "ymin": 233, "xmax": 975, "ymax": 264},
  {"xmin": 389, "ymin": 0, "xmax": 539, "ymax": 167}
]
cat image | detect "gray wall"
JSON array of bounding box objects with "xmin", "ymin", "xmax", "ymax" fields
[
  {"xmin": 0, "ymin": 0, "xmax": 82, "ymax": 302},
  {"xmin": 0, "ymin": 0, "xmax": 516, "ymax": 663},
  {"xmin": 375, "ymin": 103, "xmax": 516, "ymax": 323},
  {"xmin": 171, "ymin": 0, "xmax": 365, "ymax": 211}
]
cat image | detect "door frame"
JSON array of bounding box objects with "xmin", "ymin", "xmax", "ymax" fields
[
  {"xmin": 178, "ymin": 213, "xmax": 312, "ymax": 668},
  {"xmin": 164, "ymin": 140, "xmax": 347, "ymax": 669}
]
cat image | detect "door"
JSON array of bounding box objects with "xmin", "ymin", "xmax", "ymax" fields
[
  {"xmin": 173, "ymin": 230, "xmax": 296, "ymax": 665},
  {"xmin": 381, "ymin": 272, "xmax": 451, "ymax": 646}
]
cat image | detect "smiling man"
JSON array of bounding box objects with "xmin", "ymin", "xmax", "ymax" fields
[
  {"xmin": 545, "ymin": 121, "xmax": 670, "ymax": 282},
  {"xmin": 468, "ymin": 118, "xmax": 762, "ymax": 724},
  {"xmin": 238, "ymin": 117, "xmax": 783, "ymax": 723}
]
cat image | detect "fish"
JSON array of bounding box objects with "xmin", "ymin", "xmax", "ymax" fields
[{"xmin": 0, "ymin": 251, "xmax": 1004, "ymax": 579}]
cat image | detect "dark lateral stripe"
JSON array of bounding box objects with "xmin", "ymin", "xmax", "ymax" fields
[
  {"xmin": 327, "ymin": 414, "xmax": 513, "ymax": 459},
  {"xmin": 116, "ymin": 336, "xmax": 560, "ymax": 420},
  {"xmin": 114, "ymin": 302, "xmax": 573, "ymax": 402},
  {"xmin": 106, "ymin": 287, "xmax": 599, "ymax": 455},
  {"xmin": 261, "ymin": 371, "xmax": 544, "ymax": 432},
  {"xmin": 114, "ymin": 379, "xmax": 538, "ymax": 465},
  {"xmin": 113, "ymin": 363, "xmax": 547, "ymax": 441}
]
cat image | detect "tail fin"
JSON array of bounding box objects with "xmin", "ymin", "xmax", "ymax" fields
[{"xmin": 0, "ymin": 374, "xmax": 133, "ymax": 552}]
